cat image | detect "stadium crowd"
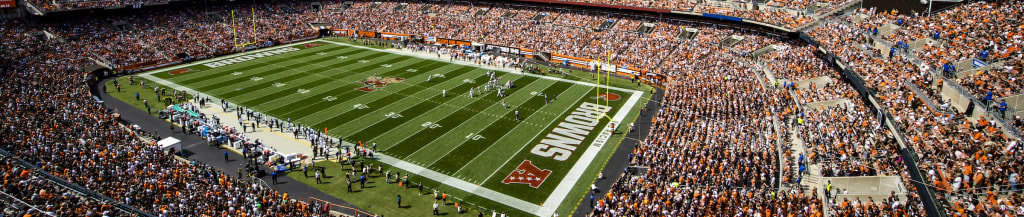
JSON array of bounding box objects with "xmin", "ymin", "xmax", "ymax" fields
[
  {"xmin": 22, "ymin": 0, "xmax": 858, "ymax": 29},
  {"xmin": 808, "ymin": 1, "xmax": 1024, "ymax": 215},
  {"xmin": 0, "ymin": 5, "xmax": 329, "ymax": 216},
  {"xmin": 595, "ymin": 41, "xmax": 825, "ymax": 216},
  {"xmin": 2, "ymin": 0, "xmax": 1021, "ymax": 216},
  {"xmin": 0, "ymin": 156, "xmax": 129, "ymax": 216}
]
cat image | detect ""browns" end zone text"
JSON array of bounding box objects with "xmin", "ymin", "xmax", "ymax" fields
[
  {"xmin": 203, "ymin": 47, "xmax": 300, "ymax": 68},
  {"xmin": 530, "ymin": 102, "xmax": 611, "ymax": 161}
]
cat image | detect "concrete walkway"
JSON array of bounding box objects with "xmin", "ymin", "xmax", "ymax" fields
[
  {"xmin": 140, "ymin": 38, "xmax": 651, "ymax": 217},
  {"xmin": 93, "ymin": 79, "xmax": 370, "ymax": 217}
]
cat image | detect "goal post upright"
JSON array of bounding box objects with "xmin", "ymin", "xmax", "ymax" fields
[
  {"xmin": 231, "ymin": 10, "xmax": 237, "ymax": 47},
  {"xmin": 231, "ymin": 7, "xmax": 260, "ymax": 49},
  {"xmin": 594, "ymin": 51, "xmax": 613, "ymax": 122}
]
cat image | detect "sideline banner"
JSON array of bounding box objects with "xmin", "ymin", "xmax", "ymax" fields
[
  {"xmin": 331, "ymin": 29, "xmax": 353, "ymax": 36},
  {"xmin": 356, "ymin": 31, "xmax": 378, "ymax": 38},
  {"xmin": 437, "ymin": 38, "xmax": 471, "ymax": 46},
  {"xmin": 485, "ymin": 44, "xmax": 520, "ymax": 55},
  {"xmin": 550, "ymin": 53, "xmax": 590, "ymax": 68},
  {"xmin": 381, "ymin": 32, "xmax": 411, "ymax": 40}
]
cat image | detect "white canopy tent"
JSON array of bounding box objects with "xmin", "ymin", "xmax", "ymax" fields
[{"xmin": 157, "ymin": 137, "xmax": 182, "ymax": 153}]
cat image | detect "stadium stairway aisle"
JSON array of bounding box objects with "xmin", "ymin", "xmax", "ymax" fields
[
  {"xmin": 788, "ymin": 116, "xmax": 830, "ymax": 215},
  {"xmin": 91, "ymin": 78, "xmax": 371, "ymax": 217}
]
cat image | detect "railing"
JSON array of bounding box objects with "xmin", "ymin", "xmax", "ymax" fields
[
  {"xmin": 798, "ymin": 30, "xmax": 946, "ymax": 217},
  {"xmin": 0, "ymin": 148, "xmax": 154, "ymax": 216},
  {"xmin": 939, "ymin": 77, "xmax": 1022, "ymax": 140},
  {"xmin": 0, "ymin": 191, "xmax": 55, "ymax": 217},
  {"xmin": 905, "ymin": 81, "xmax": 939, "ymax": 112}
]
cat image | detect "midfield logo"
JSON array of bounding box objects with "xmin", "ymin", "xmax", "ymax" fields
[
  {"xmin": 356, "ymin": 76, "xmax": 405, "ymax": 92},
  {"xmin": 501, "ymin": 160, "xmax": 552, "ymax": 188}
]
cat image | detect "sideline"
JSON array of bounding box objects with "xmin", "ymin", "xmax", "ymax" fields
[{"xmin": 139, "ymin": 38, "xmax": 646, "ymax": 216}]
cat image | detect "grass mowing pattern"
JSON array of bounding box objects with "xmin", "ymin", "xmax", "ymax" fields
[
  {"xmin": 426, "ymin": 81, "xmax": 575, "ymax": 172},
  {"xmin": 382, "ymin": 76, "xmax": 548, "ymax": 159},
  {"xmin": 122, "ymin": 39, "xmax": 651, "ymax": 217},
  {"xmin": 344, "ymin": 68, "xmax": 530, "ymax": 143}
]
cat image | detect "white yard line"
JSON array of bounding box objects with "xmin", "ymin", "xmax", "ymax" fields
[
  {"xmin": 535, "ymin": 90, "xmax": 643, "ymax": 217},
  {"xmin": 349, "ymin": 71, "xmax": 489, "ymax": 145},
  {"xmin": 229, "ymin": 51, "xmax": 393, "ymax": 110},
  {"xmin": 375, "ymin": 153, "xmax": 544, "ymax": 214},
  {"xmin": 318, "ymin": 39, "xmax": 638, "ymax": 93},
  {"xmin": 356, "ymin": 75, "xmax": 547, "ymax": 130},
  {"xmin": 176, "ymin": 46, "xmax": 360, "ymax": 90},
  {"xmin": 269, "ymin": 58, "xmax": 456, "ymax": 119},
  {"xmin": 419, "ymin": 80, "xmax": 558, "ymax": 167},
  {"xmin": 142, "ymin": 40, "xmax": 321, "ymax": 76},
  {"xmin": 141, "ymin": 38, "xmax": 646, "ymax": 217},
  {"xmin": 380, "ymin": 75, "xmax": 553, "ymax": 153},
  {"xmin": 468, "ymin": 85, "xmax": 593, "ymax": 179}
]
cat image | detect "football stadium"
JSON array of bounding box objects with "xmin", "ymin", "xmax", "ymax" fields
[{"xmin": 1, "ymin": 0, "xmax": 1022, "ymax": 216}]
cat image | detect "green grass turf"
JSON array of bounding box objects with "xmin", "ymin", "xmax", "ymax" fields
[
  {"xmin": 108, "ymin": 38, "xmax": 653, "ymax": 216},
  {"xmin": 285, "ymin": 160, "xmax": 520, "ymax": 217}
]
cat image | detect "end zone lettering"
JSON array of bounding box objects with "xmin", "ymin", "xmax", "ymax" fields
[
  {"xmin": 530, "ymin": 102, "xmax": 611, "ymax": 161},
  {"xmin": 203, "ymin": 47, "xmax": 300, "ymax": 68}
]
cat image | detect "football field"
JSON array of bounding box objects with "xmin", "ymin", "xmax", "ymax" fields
[{"xmin": 138, "ymin": 38, "xmax": 650, "ymax": 216}]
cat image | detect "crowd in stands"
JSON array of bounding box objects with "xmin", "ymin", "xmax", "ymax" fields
[
  {"xmin": 732, "ymin": 33, "xmax": 775, "ymax": 54},
  {"xmin": 0, "ymin": 4, "xmax": 328, "ymax": 216},
  {"xmin": 596, "ymin": 40, "xmax": 825, "ymax": 216},
  {"xmin": 550, "ymin": 10, "xmax": 601, "ymax": 28},
  {"xmin": 800, "ymin": 102, "xmax": 900, "ymax": 177},
  {"xmin": 0, "ymin": 156, "xmax": 128, "ymax": 216},
  {"xmin": 3, "ymin": 0, "xmax": 1021, "ymax": 216},
  {"xmin": 22, "ymin": 0, "xmax": 858, "ymax": 29},
  {"xmin": 758, "ymin": 43, "xmax": 829, "ymax": 81},
  {"xmin": 808, "ymin": 1, "xmax": 1024, "ymax": 215}
]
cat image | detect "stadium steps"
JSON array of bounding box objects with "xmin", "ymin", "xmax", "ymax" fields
[
  {"xmin": 500, "ymin": 10, "xmax": 516, "ymax": 19},
  {"xmin": 720, "ymin": 35, "xmax": 745, "ymax": 48},
  {"xmin": 531, "ymin": 12, "xmax": 549, "ymax": 22},
  {"xmin": 45, "ymin": 30, "xmax": 116, "ymax": 66},
  {"xmin": 651, "ymin": 42, "xmax": 680, "ymax": 71},
  {"xmin": 677, "ymin": 27, "xmax": 699, "ymax": 40},
  {"xmin": 23, "ymin": 1, "xmax": 45, "ymax": 15},
  {"xmin": 189, "ymin": 30, "xmax": 215, "ymax": 55},
  {"xmin": 88, "ymin": 57, "xmax": 113, "ymax": 69},
  {"xmin": 473, "ymin": 8, "xmax": 489, "ymax": 17},
  {"xmin": 129, "ymin": 33, "xmax": 173, "ymax": 62},
  {"xmin": 791, "ymin": 76, "xmax": 833, "ymax": 90},
  {"xmin": 906, "ymin": 82, "xmax": 941, "ymax": 113},
  {"xmin": 550, "ymin": 10, "xmax": 564, "ymax": 25},
  {"xmin": 748, "ymin": 44, "xmax": 780, "ymax": 59},
  {"xmin": 636, "ymin": 23, "xmax": 655, "ymax": 34},
  {"xmin": 787, "ymin": 116, "xmax": 826, "ymax": 194},
  {"xmin": 203, "ymin": 12, "xmax": 224, "ymax": 22},
  {"xmin": 754, "ymin": 62, "xmax": 780, "ymax": 84},
  {"xmin": 595, "ymin": 18, "xmax": 617, "ymax": 32}
]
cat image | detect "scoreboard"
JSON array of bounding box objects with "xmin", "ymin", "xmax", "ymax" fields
[{"xmin": 0, "ymin": 0, "xmax": 14, "ymax": 8}]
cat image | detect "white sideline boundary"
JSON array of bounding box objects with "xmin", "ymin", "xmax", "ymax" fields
[
  {"xmin": 537, "ymin": 92, "xmax": 642, "ymax": 217},
  {"xmin": 137, "ymin": 38, "xmax": 645, "ymax": 216},
  {"xmin": 142, "ymin": 40, "xmax": 320, "ymax": 76},
  {"xmin": 316, "ymin": 39, "xmax": 641, "ymax": 93}
]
